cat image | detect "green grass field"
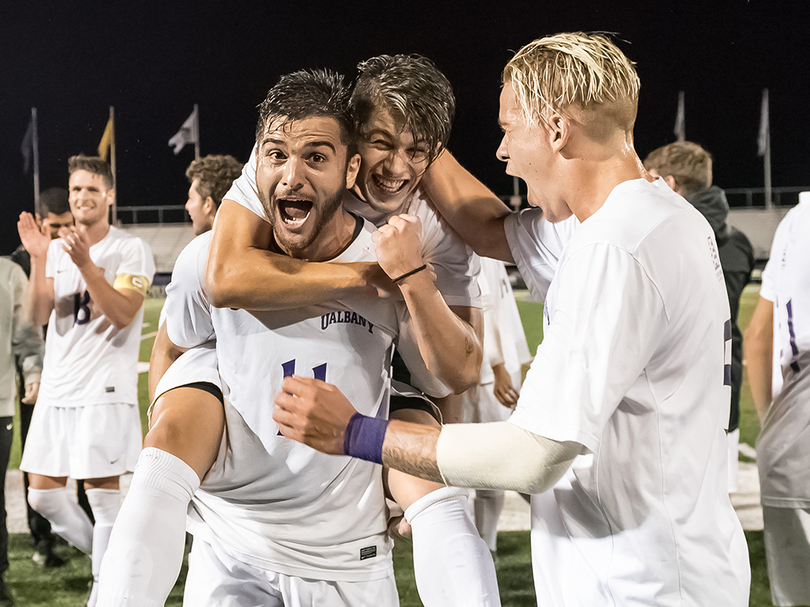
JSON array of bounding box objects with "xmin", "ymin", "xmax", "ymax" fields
[{"xmin": 5, "ymin": 288, "xmax": 779, "ymax": 605}]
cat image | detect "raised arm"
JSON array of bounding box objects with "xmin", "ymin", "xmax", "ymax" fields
[
  {"xmin": 743, "ymin": 295, "xmax": 774, "ymax": 420},
  {"xmin": 420, "ymin": 150, "xmax": 514, "ymax": 262},
  {"xmin": 206, "ymin": 200, "xmax": 384, "ymax": 310},
  {"xmin": 17, "ymin": 212, "xmax": 54, "ymax": 326},
  {"xmin": 375, "ymin": 214, "xmax": 482, "ymax": 393}
]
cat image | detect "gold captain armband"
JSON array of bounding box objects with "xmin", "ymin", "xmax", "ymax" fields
[{"xmin": 113, "ymin": 273, "xmax": 151, "ymax": 296}]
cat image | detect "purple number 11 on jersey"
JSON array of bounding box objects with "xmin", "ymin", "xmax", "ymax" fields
[
  {"xmin": 278, "ymin": 360, "xmax": 327, "ymax": 435},
  {"xmin": 282, "ymin": 360, "xmax": 327, "ymax": 381}
]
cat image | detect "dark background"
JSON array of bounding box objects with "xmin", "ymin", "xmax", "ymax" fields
[{"xmin": 2, "ymin": 0, "xmax": 807, "ymax": 255}]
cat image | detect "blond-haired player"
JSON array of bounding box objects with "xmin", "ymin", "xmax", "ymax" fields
[
  {"xmin": 17, "ymin": 155, "xmax": 155, "ymax": 606},
  {"xmin": 274, "ymin": 33, "xmax": 751, "ymax": 606}
]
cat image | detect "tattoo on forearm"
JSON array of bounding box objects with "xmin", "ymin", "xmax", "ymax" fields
[
  {"xmin": 382, "ymin": 422, "xmax": 444, "ymax": 484},
  {"xmin": 465, "ymin": 337, "xmax": 474, "ymax": 357}
]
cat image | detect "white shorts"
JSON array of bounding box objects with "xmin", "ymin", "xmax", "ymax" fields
[
  {"xmin": 20, "ymin": 403, "xmax": 142, "ymax": 479},
  {"xmin": 763, "ymin": 505, "xmax": 810, "ymax": 606},
  {"xmin": 183, "ymin": 537, "xmax": 400, "ymax": 607}
]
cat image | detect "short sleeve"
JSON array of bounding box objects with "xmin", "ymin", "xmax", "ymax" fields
[
  {"xmin": 223, "ymin": 145, "xmax": 269, "ymax": 222},
  {"xmin": 164, "ymin": 234, "xmax": 215, "ymax": 348},
  {"xmin": 760, "ymin": 213, "xmax": 792, "ymax": 303},
  {"xmin": 509, "ymin": 244, "xmax": 666, "ymax": 452},
  {"xmin": 418, "ymin": 202, "xmax": 481, "ymax": 308},
  {"xmin": 116, "ymin": 237, "xmax": 156, "ymax": 284},
  {"xmin": 504, "ymin": 210, "xmax": 577, "ymax": 301}
]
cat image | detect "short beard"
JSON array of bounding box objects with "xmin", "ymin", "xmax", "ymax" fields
[{"xmin": 265, "ymin": 189, "xmax": 345, "ymax": 256}]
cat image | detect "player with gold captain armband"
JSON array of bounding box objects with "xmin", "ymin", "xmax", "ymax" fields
[{"xmin": 17, "ymin": 154, "xmax": 155, "ymax": 607}]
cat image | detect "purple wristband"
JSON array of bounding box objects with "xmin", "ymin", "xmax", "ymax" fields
[{"xmin": 343, "ymin": 412, "xmax": 390, "ymax": 465}]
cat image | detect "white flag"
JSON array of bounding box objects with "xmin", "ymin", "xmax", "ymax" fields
[
  {"xmin": 673, "ymin": 91, "xmax": 685, "ymax": 142},
  {"xmin": 757, "ymin": 89, "xmax": 769, "ymax": 157},
  {"xmin": 169, "ymin": 106, "xmax": 199, "ymax": 155}
]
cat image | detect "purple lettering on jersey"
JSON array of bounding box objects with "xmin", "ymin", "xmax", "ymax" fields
[{"xmin": 320, "ymin": 310, "xmax": 374, "ymax": 333}]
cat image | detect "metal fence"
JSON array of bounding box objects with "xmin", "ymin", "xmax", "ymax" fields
[
  {"xmin": 116, "ymin": 205, "xmax": 189, "ymax": 224},
  {"xmin": 723, "ymin": 186, "xmax": 808, "ymax": 208},
  {"xmin": 118, "ymin": 187, "xmax": 809, "ymax": 225}
]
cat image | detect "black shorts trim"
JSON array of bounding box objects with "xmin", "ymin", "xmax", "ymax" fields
[
  {"xmin": 389, "ymin": 393, "xmax": 441, "ymax": 423},
  {"xmin": 169, "ymin": 381, "xmax": 224, "ymax": 404}
]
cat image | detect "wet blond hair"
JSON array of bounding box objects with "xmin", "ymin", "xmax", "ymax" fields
[{"xmin": 503, "ymin": 33, "xmax": 640, "ymax": 136}]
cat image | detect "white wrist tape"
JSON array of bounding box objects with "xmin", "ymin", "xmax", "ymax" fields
[{"xmin": 436, "ymin": 421, "xmax": 582, "ymax": 494}]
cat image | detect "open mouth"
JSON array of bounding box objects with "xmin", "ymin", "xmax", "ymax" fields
[
  {"xmin": 278, "ymin": 199, "xmax": 313, "ymax": 227},
  {"xmin": 372, "ymin": 173, "xmax": 408, "ymax": 194}
]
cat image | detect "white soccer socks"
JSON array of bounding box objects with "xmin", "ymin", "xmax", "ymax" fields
[
  {"xmin": 405, "ymin": 486, "xmax": 501, "ymax": 607},
  {"xmin": 27, "ymin": 487, "xmax": 93, "ymax": 553},
  {"xmin": 86, "ymin": 488, "xmax": 122, "ymax": 606},
  {"xmin": 474, "ymin": 489, "xmax": 506, "ymax": 553},
  {"xmin": 97, "ymin": 447, "xmax": 200, "ymax": 607}
]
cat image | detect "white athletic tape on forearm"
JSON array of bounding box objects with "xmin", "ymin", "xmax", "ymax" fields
[{"xmin": 436, "ymin": 421, "xmax": 582, "ymax": 494}]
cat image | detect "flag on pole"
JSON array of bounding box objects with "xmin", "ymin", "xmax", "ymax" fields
[
  {"xmin": 98, "ymin": 115, "xmax": 114, "ymax": 161},
  {"xmin": 22, "ymin": 116, "xmax": 34, "ymax": 173},
  {"xmin": 674, "ymin": 91, "xmax": 685, "ymax": 142},
  {"xmin": 757, "ymin": 89, "xmax": 769, "ymax": 157},
  {"xmin": 169, "ymin": 106, "xmax": 199, "ymax": 155}
]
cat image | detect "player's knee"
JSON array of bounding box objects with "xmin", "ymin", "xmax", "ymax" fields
[
  {"xmin": 28, "ymin": 487, "xmax": 65, "ymax": 518},
  {"xmin": 386, "ymin": 468, "xmax": 447, "ymax": 511}
]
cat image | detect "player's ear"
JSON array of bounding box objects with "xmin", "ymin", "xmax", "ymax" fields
[
  {"xmin": 105, "ymin": 188, "xmax": 116, "ymax": 208},
  {"xmin": 203, "ymin": 196, "xmax": 216, "ymax": 213},
  {"xmin": 345, "ymin": 153, "xmax": 362, "ymax": 189},
  {"xmin": 663, "ymin": 175, "xmax": 678, "ymax": 193},
  {"xmin": 546, "ymin": 111, "xmax": 569, "ymax": 151}
]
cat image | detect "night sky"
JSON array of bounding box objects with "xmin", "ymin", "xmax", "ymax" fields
[{"xmin": 2, "ymin": 0, "xmax": 807, "ymax": 254}]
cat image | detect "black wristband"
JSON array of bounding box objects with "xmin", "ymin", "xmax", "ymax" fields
[{"xmin": 392, "ymin": 264, "xmax": 427, "ymax": 284}]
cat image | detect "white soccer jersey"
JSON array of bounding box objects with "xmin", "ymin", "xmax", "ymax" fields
[
  {"xmin": 225, "ymin": 147, "xmax": 481, "ymax": 397},
  {"xmin": 38, "ymin": 226, "xmax": 155, "ymax": 407},
  {"xmin": 507, "ymin": 178, "xmax": 749, "ymax": 606},
  {"xmin": 162, "ymin": 218, "xmax": 426, "ymax": 582},
  {"xmin": 503, "ymin": 209, "xmax": 578, "ymax": 302},
  {"xmin": 757, "ymin": 200, "xmax": 810, "ymax": 507},
  {"xmin": 479, "ymin": 257, "xmax": 531, "ymax": 387}
]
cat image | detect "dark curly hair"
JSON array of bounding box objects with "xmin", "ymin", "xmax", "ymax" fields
[{"xmin": 185, "ymin": 155, "xmax": 243, "ymax": 209}]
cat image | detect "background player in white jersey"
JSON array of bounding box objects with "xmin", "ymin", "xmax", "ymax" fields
[
  {"xmin": 463, "ymin": 257, "xmax": 531, "ymax": 556},
  {"xmin": 275, "ymin": 33, "xmax": 751, "ymax": 606},
  {"xmin": 184, "ymin": 154, "xmax": 243, "ymax": 236},
  {"xmin": 744, "ymin": 198, "xmax": 810, "ymax": 606},
  {"xmin": 17, "ymin": 155, "xmax": 155, "ymax": 606},
  {"xmin": 101, "ymin": 70, "xmax": 497, "ymax": 606},
  {"xmin": 150, "ymin": 152, "xmax": 243, "ymax": 400}
]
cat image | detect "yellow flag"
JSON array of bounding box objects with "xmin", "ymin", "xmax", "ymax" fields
[{"xmin": 98, "ymin": 116, "xmax": 114, "ymax": 161}]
